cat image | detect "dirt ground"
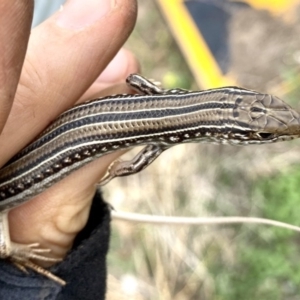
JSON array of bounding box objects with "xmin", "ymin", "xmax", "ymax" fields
[{"xmin": 230, "ymin": 4, "xmax": 300, "ymax": 95}]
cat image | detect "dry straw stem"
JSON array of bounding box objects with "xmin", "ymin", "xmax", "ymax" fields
[{"xmin": 111, "ymin": 210, "xmax": 300, "ymax": 233}]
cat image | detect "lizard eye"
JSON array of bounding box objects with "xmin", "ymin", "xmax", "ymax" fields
[{"xmin": 257, "ymin": 132, "xmax": 273, "ymax": 139}]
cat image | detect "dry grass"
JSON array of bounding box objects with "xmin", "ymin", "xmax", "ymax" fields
[{"xmin": 104, "ymin": 2, "xmax": 300, "ymax": 299}]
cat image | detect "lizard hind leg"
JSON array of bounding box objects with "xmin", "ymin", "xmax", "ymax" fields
[{"xmin": 0, "ymin": 211, "xmax": 66, "ymax": 285}]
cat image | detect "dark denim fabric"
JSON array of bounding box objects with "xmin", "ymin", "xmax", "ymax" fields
[{"xmin": 0, "ymin": 191, "xmax": 110, "ymax": 300}]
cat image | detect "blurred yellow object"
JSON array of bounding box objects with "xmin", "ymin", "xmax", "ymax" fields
[
  {"xmin": 156, "ymin": 0, "xmax": 300, "ymax": 89},
  {"xmin": 156, "ymin": 0, "xmax": 234, "ymax": 89},
  {"xmin": 238, "ymin": 0, "xmax": 300, "ymax": 15}
]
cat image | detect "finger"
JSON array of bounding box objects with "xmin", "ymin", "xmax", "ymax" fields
[
  {"xmin": 80, "ymin": 48, "xmax": 140, "ymax": 101},
  {"xmin": 0, "ymin": 0, "xmax": 137, "ymax": 164},
  {"xmin": 8, "ymin": 80, "xmax": 133, "ymax": 262},
  {"xmin": 9, "ymin": 150, "xmax": 124, "ymax": 262},
  {"xmin": 0, "ymin": 1, "xmax": 33, "ymax": 129},
  {"xmin": 7, "ymin": 1, "xmax": 138, "ymax": 263},
  {"xmin": 95, "ymin": 48, "xmax": 140, "ymax": 86}
]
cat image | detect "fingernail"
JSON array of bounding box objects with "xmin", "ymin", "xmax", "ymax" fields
[{"xmin": 57, "ymin": 0, "xmax": 114, "ymax": 29}]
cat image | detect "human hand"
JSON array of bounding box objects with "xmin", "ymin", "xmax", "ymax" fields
[{"xmin": 0, "ymin": 0, "xmax": 138, "ymax": 267}]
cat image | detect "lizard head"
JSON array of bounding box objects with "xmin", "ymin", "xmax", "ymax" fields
[{"xmin": 231, "ymin": 92, "xmax": 300, "ymax": 144}]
